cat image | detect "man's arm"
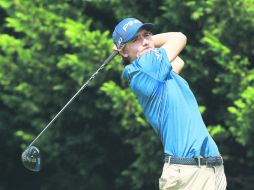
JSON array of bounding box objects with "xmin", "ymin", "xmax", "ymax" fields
[
  {"xmin": 152, "ymin": 32, "xmax": 186, "ymax": 74},
  {"xmin": 171, "ymin": 56, "xmax": 184, "ymax": 74},
  {"xmin": 152, "ymin": 32, "xmax": 187, "ymax": 61}
]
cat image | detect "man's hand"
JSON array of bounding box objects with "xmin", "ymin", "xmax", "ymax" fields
[{"xmin": 112, "ymin": 45, "xmax": 118, "ymax": 51}]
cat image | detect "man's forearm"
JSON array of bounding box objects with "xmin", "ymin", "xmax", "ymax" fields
[
  {"xmin": 152, "ymin": 32, "xmax": 186, "ymax": 48},
  {"xmin": 153, "ymin": 32, "xmax": 187, "ymax": 63}
]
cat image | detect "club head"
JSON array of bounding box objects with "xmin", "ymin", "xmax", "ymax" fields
[{"xmin": 21, "ymin": 146, "xmax": 41, "ymax": 172}]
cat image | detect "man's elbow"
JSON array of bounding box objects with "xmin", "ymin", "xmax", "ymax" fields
[
  {"xmin": 177, "ymin": 58, "xmax": 185, "ymax": 73},
  {"xmin": 172, "ymin": 57, "xmax": 185, "ymax": 74},
  {"xmin": 178, "ymin": 32, "xmax": 187, "ymax": 45},
  {"xmin": 180, "ymin": 59, "xmax": 185, "ymax": 70}
]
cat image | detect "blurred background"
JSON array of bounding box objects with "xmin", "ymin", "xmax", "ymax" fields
[{"xmin": 0, "ymin": 0, "xmax": 253, "ymax": 189}]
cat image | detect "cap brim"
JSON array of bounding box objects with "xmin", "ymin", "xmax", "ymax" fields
[
  {"xmin": 125, "ymin": 23, "xmax": 154, "ymax": 43},
  {"xmin": 140, "ymin": 23, "xmax": 154, "ymax": 31}
]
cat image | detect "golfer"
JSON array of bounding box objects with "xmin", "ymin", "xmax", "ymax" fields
[{"xmin": 112, "ymin": 18, "xmax": 227, "ymax": 190}]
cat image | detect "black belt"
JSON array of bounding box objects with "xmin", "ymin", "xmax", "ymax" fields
[{"xmin": 164, "ymin": 154, "xmax": 223, "ymax": 167}]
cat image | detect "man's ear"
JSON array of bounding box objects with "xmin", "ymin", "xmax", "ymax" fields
[{"xmin": 119, "ymin": 49, "xmax": 129, "ymax": 58}]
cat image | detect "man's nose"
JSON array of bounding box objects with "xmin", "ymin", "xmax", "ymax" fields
[{"xmin": 141, "ymin": 37, "xmax": 149, "ymax": 46}]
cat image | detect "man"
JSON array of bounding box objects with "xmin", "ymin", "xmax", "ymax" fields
[{"xmin": 112, "ymin": 18, "xmax": 227, "ymax": 190}]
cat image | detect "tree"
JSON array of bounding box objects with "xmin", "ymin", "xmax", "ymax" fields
[
  {"xmin": 0, "ymin": 0, "xmax": 253, "ymax": 189},
  {"xmin": 0, "ymin": 1, "xmax": 131, "ymax": 189}
]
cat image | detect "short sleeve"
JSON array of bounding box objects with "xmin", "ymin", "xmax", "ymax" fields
[
  {"xmin": 159, "ymin": 47, "xmax": 172, "ymax": 69},
  {"xmin": 137, "ymin": 48, "xmax": 172, "ymax": 81},
  {"xmin": 121, "ymin": 48, "xmax": 173, "ymax": 83}
]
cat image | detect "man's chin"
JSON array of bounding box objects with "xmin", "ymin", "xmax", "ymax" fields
[{"xmin": 138, "ymin": 48, "xmax": 153, "ymax": 57}]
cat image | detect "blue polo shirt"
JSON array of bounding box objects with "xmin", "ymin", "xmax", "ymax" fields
[{"xmin": 122, "ymin": 48, "xmax": 220, "ymax": 158}]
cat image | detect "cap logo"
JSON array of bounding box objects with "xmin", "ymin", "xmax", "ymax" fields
[
  {"xmin": 117, "ymin": 37, "xmax": 123, "ymax": 48},
  {"xmin": 123, "ymin": 19, "xmax": 141, "ymax": 31}
]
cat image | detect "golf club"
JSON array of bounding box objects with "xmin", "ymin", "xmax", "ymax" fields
[{"xmin": 21, "ymin": 51, "xmax": 118, "ymax": 171}]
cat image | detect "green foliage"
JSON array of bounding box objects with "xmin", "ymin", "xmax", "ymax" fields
[
  {"xmin": 100, "ymin": 81, "xmax": 147, "ymax": 130},
  {"xmin": 0, "ymin": 0, "xmax": 254, "ymax": 189},
  {"xmin": 0, "ymin": 1, "xmax": 125, "ymax": 189},
  {"xmin": 228, "ymin": 86, "xmax": 254, "ymax": 146}
]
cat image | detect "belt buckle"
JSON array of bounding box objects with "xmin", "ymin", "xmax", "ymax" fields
[
  {"xmin": 216, "ymin": 155, "xmax": 223, "ymax": 165},
  {"xmin": 206, "ymin": 156, "xmax": 223, "ymax": 167}
]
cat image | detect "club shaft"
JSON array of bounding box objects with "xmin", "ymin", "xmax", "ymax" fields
[{"xmin": 28, "ymin": 51, "xmax": 118, "ymax": 148}]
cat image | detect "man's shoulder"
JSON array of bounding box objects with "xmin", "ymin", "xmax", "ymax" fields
[
  {"xmin": 122, "ymin": 48, "xmax": 170, "ymax": 81},
  {"xmin": 138, "ymin": 48, "xmax": 164, "ymax": 62},
  {"xmin": 122, "ymin": 62, "xmax": 140, "ymax": 82}
]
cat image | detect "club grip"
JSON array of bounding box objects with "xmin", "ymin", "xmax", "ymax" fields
[{"xmin": 104, "ymin": 51, "xmax": 118, "ymax": 64}]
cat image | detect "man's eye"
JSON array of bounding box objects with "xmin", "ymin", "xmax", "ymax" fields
[
  {"xmin": 131, "ymin": 36, "xmax": 138, "ymax": 42},
  {"xmin": 144, "ymin": 32, "xmax": 152, "ymax": 37}
]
